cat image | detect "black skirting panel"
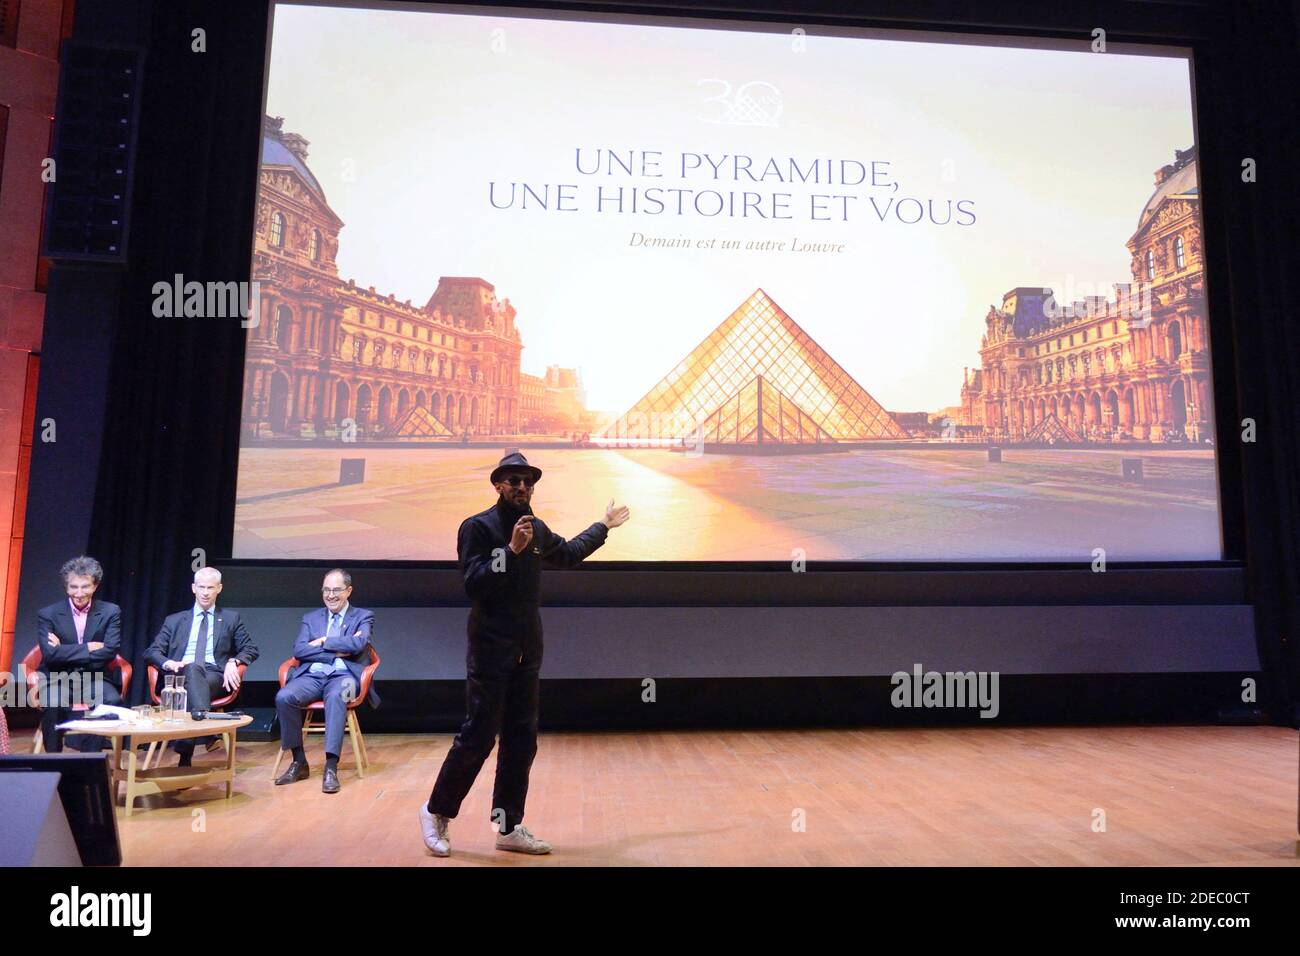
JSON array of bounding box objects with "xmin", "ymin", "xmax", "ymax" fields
[
  {"xmin": 143, "ymin": 562, "xmax": 1268, "ymax": 727},
  {"xmin": 220, "ymin": 672, "xmax": 1262, "ymax": 733},
  {"xmin": 219, "ymin": 563, "xmax": 1248, "ymax": 607}
]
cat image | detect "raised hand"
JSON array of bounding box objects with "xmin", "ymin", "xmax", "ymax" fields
[
  {"xmin": 510, "ymin": 515, "xmax": 535, "ymax": 554},
  {"xmin": 603, "ymin": 499, "xmax": 631, "ymax": 529}
]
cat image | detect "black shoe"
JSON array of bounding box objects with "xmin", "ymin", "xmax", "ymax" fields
[
  {"xmin": 274, "ymin": 760, "xmax": 310, "ymax": 786},
  {"xmin": 322, "ymin": 767, "xmax": 340, "ymax": 794}
]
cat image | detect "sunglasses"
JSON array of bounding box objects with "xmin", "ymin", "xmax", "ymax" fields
[{"xmin": 500, "ymin": 475, "xmax": 535, "ymax": 488}]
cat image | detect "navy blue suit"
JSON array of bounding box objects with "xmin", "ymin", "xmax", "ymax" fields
[{"xmin": 276, "ymin": 605, "xmax": 377, "ymax": 758}]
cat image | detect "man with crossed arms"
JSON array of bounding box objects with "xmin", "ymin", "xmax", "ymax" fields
[{"xmin": 274, "ymin": 568, "xmax": 377, "ymax": 794}]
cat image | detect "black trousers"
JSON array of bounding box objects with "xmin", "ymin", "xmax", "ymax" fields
[
  {"xmin": 40, "ymin": 674, "xmax": 122, "ymax": 753},
  {"xmin": 170, "ymin": 662, "xmax": 226, "ymax": 713},
  {"xmin": 428, "ymin": 631, "xmax": 540, "ymax": 834},
  {"xmin": 158, "ymin": 663, "xmax": 225, "ymax": 754}
]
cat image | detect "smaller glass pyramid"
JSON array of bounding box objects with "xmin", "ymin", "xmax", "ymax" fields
[
  {"xmin": 1023, "ymin": 412, "xmax": 1081, "ymax": 444},
  {"xmin": 387, "ymin": 405, "xmax": 453, "ymax": 439},
  {"xmin": 695, "ymin": 375, "xmax": 834, "ymax": 444}
]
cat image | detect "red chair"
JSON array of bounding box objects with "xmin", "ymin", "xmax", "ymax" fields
[
  {"xmin": 142, "ymin": 661, "xmax": 248, "ymax": 768},
  {"xmin": 23, "ymin": 645, "xmax": 133, "ymax": 753},
  {"xmin": 271, "ymin": 645, "xmax": 380, "ymax": 779}
]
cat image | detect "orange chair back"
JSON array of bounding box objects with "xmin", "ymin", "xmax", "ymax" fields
[
  {"xmin": 278, "ymin": 645, "xmax": 380, "ymax": 711},
  {"xmin": 21, "ymin": 646, "xmax": 41, "ymax": 708},
  {"xmin": 22, "ymin": 646, "xmax": 131, "ymax": 705},
  {"xmin": 108, "ymin": 655, "xmax": 133, "ymax": 699}
]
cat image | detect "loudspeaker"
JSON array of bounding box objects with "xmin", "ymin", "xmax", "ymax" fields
[
  {"xmin": 0, "ymin": 754, "xmax": 121, "ymax": 865},
  {"xmin": 42, "ymin": 42, "xmax": 144, "ymax": 263},
  {"xmin": 0, "ymin": 773, "xmax": 82, "ymax": 866},
  {"xmin": 230, "ymin": 707, "xmax": 279, "ymax": 741}
]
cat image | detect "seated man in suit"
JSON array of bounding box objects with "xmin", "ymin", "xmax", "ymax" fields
[
  {"xmin": 36, "ymin": 556, "xmax": 123, "ymax": 753},
  {"xmin": 274, "ymin": 568, "xmax": 377, "ymax": 794},
  {"xmin": 146, "ymin": 566, "xmax": 259, "ymax": 765}
]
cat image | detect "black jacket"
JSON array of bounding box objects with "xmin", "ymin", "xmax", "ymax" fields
[
  {"xmin": 35, "ymin": 600, "xmax": 124, "ymax": 690},
  {"xmin": 145, "ymin": 606, "xmax": 259, "ymax": 676},
  {"xmin": 458, "ymin": 497, "xmax": 607, "ymax": 643}
]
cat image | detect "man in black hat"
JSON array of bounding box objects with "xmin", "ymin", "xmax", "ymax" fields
[{"xmin": 418, "ymin": 450, "xmax": 630, "ymax": 856}]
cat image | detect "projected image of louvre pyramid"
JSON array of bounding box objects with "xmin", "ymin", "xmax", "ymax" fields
[{"xmin": 604, "ymin": 289, "xmax": 909, "ymax": 444}]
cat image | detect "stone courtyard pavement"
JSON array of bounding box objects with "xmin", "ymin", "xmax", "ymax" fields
[{"xmin": 233, "ymin": 446, "xmax": 1221, "ymax": 561}]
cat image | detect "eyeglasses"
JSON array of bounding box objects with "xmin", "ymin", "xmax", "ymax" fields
[
  {"xmin": 322, "ymin": 587, "xmax": 350, "ymax": 596},
  {"xmin": 501, "ymin": 476, "xmax": 534, "ymax": 488}
]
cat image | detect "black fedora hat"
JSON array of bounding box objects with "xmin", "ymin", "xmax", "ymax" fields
[{"xmin": 490, "ymin": 449, "xmax": 542, "ymax": 485}]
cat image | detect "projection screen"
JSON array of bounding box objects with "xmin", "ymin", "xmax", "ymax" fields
[{"xmin": 233, "ymin": 1, "xmax": 1222, "ymax": 562}]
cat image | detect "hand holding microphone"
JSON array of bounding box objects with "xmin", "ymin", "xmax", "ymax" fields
[{"xmin": 510, "ymin": 514, "xmax": 535, "ymax": 554}]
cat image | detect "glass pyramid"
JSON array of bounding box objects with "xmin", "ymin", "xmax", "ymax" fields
[
  {"xmin": 1023, "ymin": 412, "xmax": 1081, "ymax": 444},
  {"xmin": 604, "ymin": 288, "xmax": 909, "ymax": 442},
  {"xmin": 387, "ymin": 404, "xmax": 453, "ymax": 439},
  {"xmin": 694, "ymin": 375, "xmax": 835, "ymax": 444}
]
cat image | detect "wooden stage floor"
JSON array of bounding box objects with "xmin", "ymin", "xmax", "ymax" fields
[{"xmin": 108, "ymin": 725, "xmax": 1299, "ymax": 866}]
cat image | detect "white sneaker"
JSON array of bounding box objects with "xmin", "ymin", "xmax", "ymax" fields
[
  {"xmin": 496, "ymin": 824, "xmax": 552, "ymax": 855},
  {"xmin": 418, "ymin": 805, "xmax": 450, "ymax": 857}
]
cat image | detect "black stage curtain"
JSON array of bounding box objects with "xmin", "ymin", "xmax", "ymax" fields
[
  {"xmin": 82, "ymin": 0, "xmax": 1300, "ymax": 716},
  {"xmin": 1196, "ymin": 0, "xmax": 1300, "ymax": 716},
  {"xmin": 85, "ymin": 0, "xmax": 268, "ymax": 701}
]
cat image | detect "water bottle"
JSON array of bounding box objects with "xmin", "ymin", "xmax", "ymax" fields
[
  {"xmin": 162, "ymin": 674, "xmax": 176, "ymax": 721},
  {"xmin": 172, "ymin": 675, "xmax": 188, "ymax": 722}
]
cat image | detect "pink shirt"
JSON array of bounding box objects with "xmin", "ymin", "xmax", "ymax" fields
[
  {"xmin": 69, "ymin": 598, "xmax": 91, "ymax": 643},
  {"xmin": 68, "ymin": 598, "xmax": 92, "ymax": 711}
]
